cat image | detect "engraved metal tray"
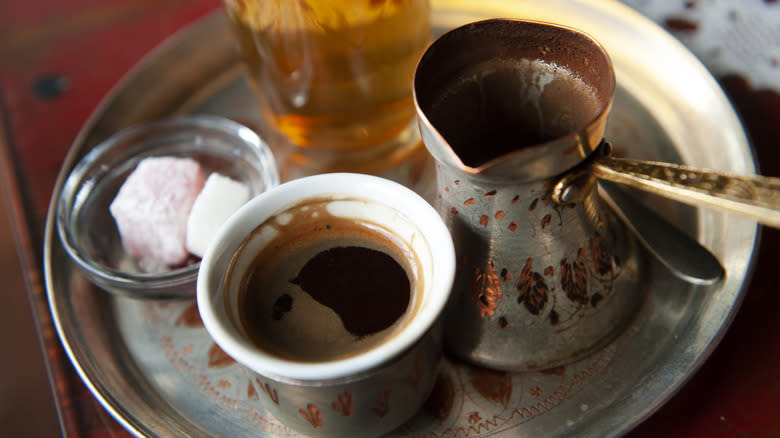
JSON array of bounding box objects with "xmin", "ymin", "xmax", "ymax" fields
[{"xmin": 43, "ymin": 0, "xmax": 758, "ymax": 436}]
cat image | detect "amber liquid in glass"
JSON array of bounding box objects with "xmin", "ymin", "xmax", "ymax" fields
[{"xmin": 223, "ymin": 0, "xmax": 431, "ymax": 152}]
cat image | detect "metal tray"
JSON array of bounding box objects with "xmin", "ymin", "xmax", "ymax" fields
[{"xmin": 44, "ymin": 1, "xmax": 758, "ymax": 436}]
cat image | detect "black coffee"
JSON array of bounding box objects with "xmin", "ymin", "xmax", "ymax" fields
[
  {"xmin": 428, "ymin": 58, "xmax": 602, "ymax": 168},
  {"xmin": 290, "ymin": 246, "xmax": 410, "ymax": 337},
  {"xmin": 232, "ymin": 197, "xmax": 420, "ymax": 362}
]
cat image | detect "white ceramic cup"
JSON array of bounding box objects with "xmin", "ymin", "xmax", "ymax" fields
[{"xmin": 197, "ymin": 173, "xmax": 455, "ymax": 437}]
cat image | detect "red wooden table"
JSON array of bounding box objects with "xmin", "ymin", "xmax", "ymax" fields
[{"xmin": 0, "ymin": 0, "xmax": 777, "ymax": 436}]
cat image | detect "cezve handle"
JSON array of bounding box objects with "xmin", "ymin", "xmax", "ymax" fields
[{"xmin": 592, "ymin": 143, "xmax": 780, "ymax": 229}]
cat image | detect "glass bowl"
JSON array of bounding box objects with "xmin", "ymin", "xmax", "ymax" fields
[{"xmin": 56, "ymin": 115, "xmax": 279, "ymax": 299}]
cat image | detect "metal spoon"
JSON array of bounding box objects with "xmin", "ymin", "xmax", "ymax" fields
[{"xmin": 598, "ymin": 180, "xmax": 725, "ymax": 286}]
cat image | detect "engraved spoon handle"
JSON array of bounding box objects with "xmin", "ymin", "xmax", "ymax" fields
[{"xmin": 592, "ymin": 147, "xmax": 780, "ymax": 229}]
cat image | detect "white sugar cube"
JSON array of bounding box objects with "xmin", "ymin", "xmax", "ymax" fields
[{"xmin": 186, "ymin": 173, "xmax": 250, "ymax": 257}]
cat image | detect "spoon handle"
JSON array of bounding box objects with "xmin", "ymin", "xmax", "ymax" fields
[{"xmin": 592, "ymin": 150, "xmax": 780, "ymax": 229}]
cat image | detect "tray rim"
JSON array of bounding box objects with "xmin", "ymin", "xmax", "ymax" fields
[{"xmin": 43, "ymin": 1, "xmax": 760, "ymax": 437}]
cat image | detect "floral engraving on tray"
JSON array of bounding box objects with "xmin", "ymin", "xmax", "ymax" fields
[
  {"xmin": 424, "ymin": 373, "xmax": 454, "ymax": 423},
  {"xmin": 208, "ymin": 343, "xmax": 236, "ymax": 368},
  {"xmin": 247, "ymin": 381, "xmax": 258, "ymax": 400},
  {"xmin": 469, "ymin": 366, "xmax": 512, "ymax": 408},
  {"xmin": 138, "ymin": 293, "xmax": 650, "ymax": 437},
  {"xmin": 174, "ymin": 302, "xmax": 202, "ymax": 327},
  {"xmin": 159, "ymin": 334, "xmax": 241, "ymax": 410},
  {"xmin": 413, "ymin": 344, "xmax": 615, "ymax": 438},
  {"xmin": 148, "ymin": 302, "xmax": 296, "ymax": 434}
]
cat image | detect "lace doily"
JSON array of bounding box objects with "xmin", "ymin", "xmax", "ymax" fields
[{"xmin": 620, "ymin": 0, "xmax": 780, "ymax": 91}]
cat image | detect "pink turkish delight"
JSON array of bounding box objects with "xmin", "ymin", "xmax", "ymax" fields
[{"xmin": 109, "ymin": 156, "xmax": 206, "ymax": 270}]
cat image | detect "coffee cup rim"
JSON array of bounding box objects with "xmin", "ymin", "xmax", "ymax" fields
[{"xmin": 197, "ymin": 172, "xmax": 455, "ymax": 381}]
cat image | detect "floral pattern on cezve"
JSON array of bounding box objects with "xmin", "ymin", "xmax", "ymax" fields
[
  {"xmin": 473, "ymin": 260, "xmax": 502, "ymax": 317},
  {"xmin": 516, "ymin": 257, "xmax": 549, "ymax": 315},
  {"xmin": 560, "ymin": 250, "xmax": 589, "ymax": 305},
  {"xmin": 590, "ymin": 232, "xmax": 613, "ymax": 277}
]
